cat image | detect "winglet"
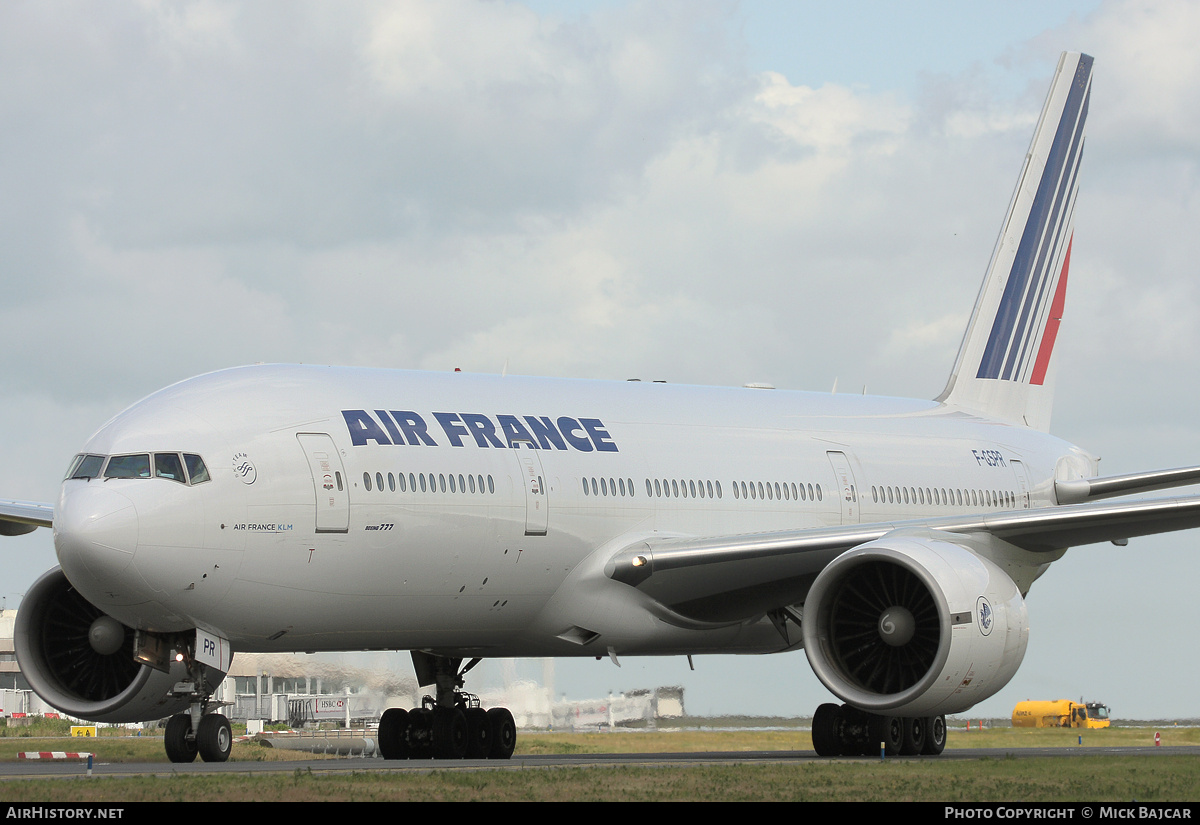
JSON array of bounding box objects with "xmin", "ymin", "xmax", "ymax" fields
[{"xmin": 937, "ymin": 52, "xmax": 1092, "ymax": 431}]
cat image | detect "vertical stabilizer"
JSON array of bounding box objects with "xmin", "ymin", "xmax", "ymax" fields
[{"xmin": 937, "ymin": 52, "xmax": 1092, "ymax": 431}]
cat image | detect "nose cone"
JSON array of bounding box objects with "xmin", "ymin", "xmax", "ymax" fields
[{"xmin": 54, "ymin": 484, "xmax": 141, "ymax": 605}]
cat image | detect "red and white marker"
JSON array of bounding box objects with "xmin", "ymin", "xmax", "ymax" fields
[{"xmin": 18, "ymin": 751, "xmax": 93, "ymax": 760}]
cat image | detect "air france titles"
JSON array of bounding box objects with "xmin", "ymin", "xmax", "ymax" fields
[{"xmin": 341, "ymin": 410, "xmax": 618, "ymax": 453}]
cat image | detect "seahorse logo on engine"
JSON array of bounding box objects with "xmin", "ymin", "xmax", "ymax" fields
[{"xmin": 976, "ymin": 596, "xmax": 993, "ymax": 636}]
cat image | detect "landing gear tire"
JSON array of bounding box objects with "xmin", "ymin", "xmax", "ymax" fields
[
  {"xmin": 164, "ymin": 713, "xmax": 198, "ymax": 764},
  {"xmin": 407, "ymin": 708, "xmax": 434, "ymax": 758},
  {"xmin": 432, "ymin": 707, "xmax": 469, "ymax": 759},
  {"xmin": 811, "ymin": 703, "xmax": 842, "ymax": 757},
  {"xmin": 901, "ymin": 716, "xmax": 927, "ymax": 756},
  {"xmin": 486, "ymin": 707, "xmax": 516, "ymax": 760},
  {"xmin": 378, "ymin": 707, "xmax": 411, "ymax": 760},
  {"xmin": 922, "ymin": 715, "xmax": 946, "ymax": 755},
  {"xmin": 871, "ymin": 715, "xmax": 904, "ymax": 756},
  {"xmin": 197, "ymin": 714, "xmax": 232, "ymax": 763},
  {"xmin": 465, "ymin": 707, "xmax": 491, "ymax": 759}
]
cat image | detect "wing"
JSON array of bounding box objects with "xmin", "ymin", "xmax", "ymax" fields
[
  {"xmin": 0, "ymin": 499, "xmax": 54, "ymax": 535},
  {"xmin": 606, "ymin": 466, "xmax": 1200, "ymax": 623}
]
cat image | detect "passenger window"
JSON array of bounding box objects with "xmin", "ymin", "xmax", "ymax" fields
[
  {"xmin": 154, "ymin": 453, "xmax": 186, "ymax": 483},
  {"xmin": 105, "ymin": 454, "xmax": 151, "ymax": 479}
]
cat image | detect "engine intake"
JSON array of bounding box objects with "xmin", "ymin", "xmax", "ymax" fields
[
  {"xmin": 15, "ymin": 567, "xmax": 221, "ymax": 723},
  {"xmin": 802, "ymin": 536, "xmax": 1028, "ymax": 717}
]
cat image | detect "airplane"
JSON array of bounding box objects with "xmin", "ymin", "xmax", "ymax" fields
[{"xmin": 3, "ymin": 50, "xmax": 1199, "ymax": 762}]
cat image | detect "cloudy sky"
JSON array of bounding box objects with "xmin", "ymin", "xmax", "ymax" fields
[{"xmin": 2, "ymin": 0, "xmax": 1198, "ymax": 721}]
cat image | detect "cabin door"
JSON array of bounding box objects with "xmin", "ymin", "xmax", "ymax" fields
[
  {"xmin": 512, "ymin": 444, "xmax": 548, "ymax": 536},
  {"xmin": 1010, "ymin": 459, "xmax": 1032, "ymax": 509},
  {"xmin": 297, "ymin": 433, "xmax": 350, "ymax": 533},
  {"xmin": 826, "ymin": 450, "xmax": 860, "ymax": 524}
]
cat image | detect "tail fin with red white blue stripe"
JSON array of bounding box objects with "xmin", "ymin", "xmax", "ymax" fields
[{"xmin": 937, "ymin": 51, "xmax": 1092, "ymax": 431}]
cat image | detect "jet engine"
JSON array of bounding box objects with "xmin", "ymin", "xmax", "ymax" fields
[
  {"xmin": 14, "ymin": 567, "xmax": 223, "ymax": 723},
  {"xmin": 802, "ymin": 535, "xmax": 1028, "ymax": 717}
]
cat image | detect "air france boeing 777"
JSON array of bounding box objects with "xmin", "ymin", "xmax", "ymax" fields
[{"xmin": 3, "ymin": 52, "xmax": 1198, "ymax": 762}]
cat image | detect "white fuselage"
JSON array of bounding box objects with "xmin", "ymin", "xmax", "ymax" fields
[{"xmin": 52, "ymin": 364, "xmax": 1089, "ymax": 660}]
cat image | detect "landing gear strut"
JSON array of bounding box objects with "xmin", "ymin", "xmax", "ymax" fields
[
  {"xmin": 378, "ymin": 653, "xmax": 518, "ymax": 760},
  {"xmin": 160, "ymin": 637, "xmax": 232, "ymax": 764},
  {"xmin": 812, "ymin": 703, "xmax": 946, "ymax": 757}
]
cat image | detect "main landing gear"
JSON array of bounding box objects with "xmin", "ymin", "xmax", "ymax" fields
[
  {"xmin": 811, "ymin": 703, "xmax": 946, "ymax": 757},
  {"xmin": 378, "ymin": 654, "xmax": 517, "ymax": 760}
]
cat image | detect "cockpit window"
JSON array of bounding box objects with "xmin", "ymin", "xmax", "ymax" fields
[
  {"xmin": 184, "ymin": 454, "xmax": 210, "ymax": 484},
  {"xmin": 66, "ymin": 454, "xmax": 106, "ymax": 480},
  {"xmin": 154, "ymin": 453, "xmax": 186, "ymax": 483},
  {"xmin": 67, "ymin": 451, "xmax": 211, "ymax": 485},
  {"xmin": 104, "ymin": 454, "xmax": 151, "ymax": 479}
]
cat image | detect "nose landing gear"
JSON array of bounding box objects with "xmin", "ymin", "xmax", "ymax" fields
[{"xmin": 161, "ymin": 635, "xmax": 233, "ymax": 764}]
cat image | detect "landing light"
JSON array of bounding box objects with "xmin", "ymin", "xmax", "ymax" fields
[{"xmin": 631, "ymin": 555, "xmax": 647, "ymax": 568}]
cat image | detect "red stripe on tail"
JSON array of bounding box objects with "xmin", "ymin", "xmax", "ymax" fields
[{"xmin": 1030, "ymin": 237, "xmax": 1072, "ymax": 386}]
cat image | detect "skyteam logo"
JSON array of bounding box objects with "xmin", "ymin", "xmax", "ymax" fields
[
  {"xmin": 976, "ymin": 596, "xmax": 994, "ymax": 636},
  {"xmin": 233, "ymin": 452, "xmax": 257, "ymax": 485}
]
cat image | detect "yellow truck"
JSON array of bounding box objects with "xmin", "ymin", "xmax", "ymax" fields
[{"xmin": 1012, "ymin": 700, "xmax": 1110, "ymax": 728}]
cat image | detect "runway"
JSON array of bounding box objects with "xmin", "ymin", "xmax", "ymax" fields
[{"xmin": 2, "ymin": 746, "xmax": 1197, "ymax": 780}]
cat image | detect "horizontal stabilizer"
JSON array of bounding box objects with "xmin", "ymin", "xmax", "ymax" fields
[{"xmin": 1055, "ymin": 465, "xmax": 1200, "ymax": 504}]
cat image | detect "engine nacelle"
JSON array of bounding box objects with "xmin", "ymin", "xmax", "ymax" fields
[
  {"xmin": 802, "ymin": 536, "xmax": 1028, "ymax": 717},
  {"xmin": 15, "ymin": 567, "xmax": 225, "ymax": 723}
]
